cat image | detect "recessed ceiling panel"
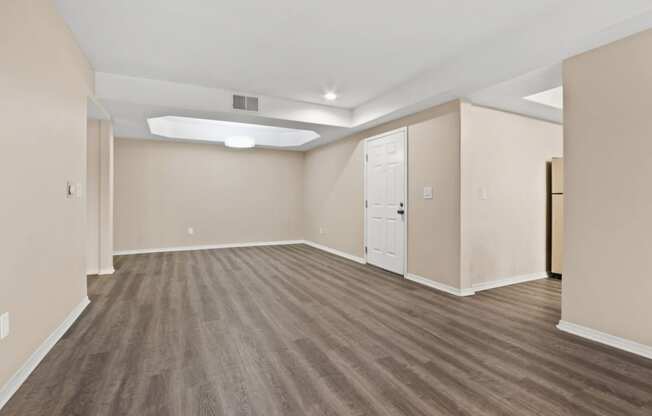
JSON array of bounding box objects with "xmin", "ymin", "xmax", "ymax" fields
[
  {"xmin": 147, "ymin": 116, "xmax": 320, "ymax": 148},
  {"xmin": 468, "ymin": 65, "xmax": 563, "ymax": 124},
  {"xmin": 524, "ymin": 87, "xmax": 564, "ymax": 110}
]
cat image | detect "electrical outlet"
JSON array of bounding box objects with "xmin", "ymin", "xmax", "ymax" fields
[
  {"xmin": 423, "ymin": 186, "xmax": 433, "ymax": 199},
  {"xmin": 319, "ymin": 227, "xmax": 326, "ymax": 235},
  {"xmin": 187, "ymin": 227, "xmax": 194, "ymax": 235},
  {"xmin": 0, "ymin": 313, "xmax": 9, "ymax": 340}
]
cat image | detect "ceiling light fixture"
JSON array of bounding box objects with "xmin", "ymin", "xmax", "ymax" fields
[
  {"xmin": 224, "ymin": 136, "xmax": 255, "ymax": 149},
  {"xmin": 324, "ymin": 92, "xmax": 337, "ymax": 101}
]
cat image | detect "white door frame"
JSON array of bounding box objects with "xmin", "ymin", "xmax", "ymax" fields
[{"xmin": 363, "ymin": 127, "xmax": 408, "ymax": 277}]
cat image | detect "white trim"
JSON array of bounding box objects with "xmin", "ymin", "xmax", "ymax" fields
[
  {"xmin": 303, "ymin": 241, "xmax": 366, "ymax": 264},
  {"xmin": 472, "ymin": 272, "xmax": 550, "ymax": 292},
  {"xmin": 86, "ymin": 268, "xmax": 115, "ymax": 276},
  {"xmin": 0, "ymin": 297, "xmax": 90, "ymax": 411},
  {"xmin": 113, "ymin": 240, "xmax": 304, "ymax": 256},
  {"xmin": 363, "ymin": 137, "xmax": 368, "ymax": 263},
  {"xmin": 406, "ymin": 273, "xmax": 476, "ymax": 297},
  {"xmin": 363, "ymin": 127, "xmax": 409, "ymax": 276},
  {"xmin": 115, "ymin": 239, "xmax": 367, "ymax": 264},
  {"xmin": 557, "ymin": 320, "xmax": 652, "ymax": 361},
  {"xmin": 403, "ymin": 128, "xmax": 408, "ymax": 277}
]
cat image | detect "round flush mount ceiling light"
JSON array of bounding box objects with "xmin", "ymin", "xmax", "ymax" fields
[
  {"xmin": 324, "ymin": 91, "xmax": 337, "ymax": 101},
  {"xmin": 224, "ymin": 136, "xmax": 255, "ymax": 148}
]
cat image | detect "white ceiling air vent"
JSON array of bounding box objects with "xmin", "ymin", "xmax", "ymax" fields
[{"xmin": 233, "ymin": 94, "xmax": 259, "ymax": 111}]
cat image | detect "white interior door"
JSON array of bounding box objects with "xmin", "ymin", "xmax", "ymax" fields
[{"xmin": 365, "ymin": 129, "xmax": 406, "ymax": 275}]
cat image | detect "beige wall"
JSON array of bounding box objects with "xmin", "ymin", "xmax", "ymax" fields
[
  {"xmin": 0, "ymin": 0, "xmax": 93, "ymax": 391},
  {"xmin": 99, "ymin": 123, "xmax": 115, "ymax": 272},
  {"xmin": 303, "ymin": 101, "xmax": 561, "ymax": 290},
  {"xmin": 302, "ymin": 134, "xmax": 365, "ymax": 257},
  {"xmin": 303, "ymin": 101, "xmax": 462, "ymax": 287},
  {"xmin": 86, "ymin": 120, "xmax": 114, "ymax": 274},
  {"xmin": 87, "ymin": 121, "xmax": 101, "ymax": 273},
  {"xmin": 562, "ymin": 29, "xmax": 652, "ymax": 346},
  {"xmin": 407, "ymin": 108, "xmax": 461, "ymax": 288},
  {"xmin": 461, "ymin": 105, "xmax": 563, "ymax": 288},
  {"xmin": 114, "ymin": 139, "xmax": 304, "ymax": 251}
]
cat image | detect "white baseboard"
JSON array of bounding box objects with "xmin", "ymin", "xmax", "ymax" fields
[
  {"xmin": 406, "ymin": 273, "xmax": 476, "ymax": 297},
  {"xmin": 86, "ymin": 267, "xmax": 115, "ymax": 276},
  {"xmin": 113, "ymin": 239, "xmax": 368, "ymax": 266},
  {"xmin": 302, "ymin": 241, "xmax": 366, "ymax": 264},
  {"xmin": 113, "ymin": 240, "xmax": 305, "ymax": 256},
  {"xmin": 557, "ymin": 320, "xmax": 652, "ymax": 360},
  {"xmin": 472, "ymin": 272, "xmax": 550, "ymax": 292},
  {"xmin": 0, "ymin": 297, "xmax": 90, "ymax": 411}
]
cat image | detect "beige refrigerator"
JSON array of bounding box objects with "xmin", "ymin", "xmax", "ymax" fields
[{"xmin": 551, "ymin": 158, "xmax": 563, "ymax": 275}]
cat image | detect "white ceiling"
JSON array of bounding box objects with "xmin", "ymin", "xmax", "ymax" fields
[
  {"xmin": 469, "ymin": 65, "xmax": 563, "ymax": 124},
  {"xmin": 55, "ymin": 0, "xmax": 565, "ymax": 108},
  {"xmin": 524, "ymin": 87, "xmax": 564, "ymax": 110},
  {"xmin": 57, "ymin": 0, "xmax": 652, "ymax": 150}
]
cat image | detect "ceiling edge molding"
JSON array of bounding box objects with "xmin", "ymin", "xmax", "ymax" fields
[
  {"xmin": 95, "ymin": 72, "xmax": 353, "ymax": 128},
  {"xmin": 352, "ymin": 2, "xmax": 652, "ymax": 128}
]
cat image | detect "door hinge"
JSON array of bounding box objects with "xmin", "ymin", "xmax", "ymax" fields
[
  {"xmin": 365, "ymin": 154, "xmax": 368, "ymax": 162},
  {"xmin": 365, "ymin": 246, "xmax": 368, "ymax": 254},
  {"xmin": 365, "ymin": 200, "xmax": 368, "ymax": 208}
]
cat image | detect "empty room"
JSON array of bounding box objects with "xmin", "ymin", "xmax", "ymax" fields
[{"xmin": 2, "ymin": 1, "xmax": 652, "ymax": 415}]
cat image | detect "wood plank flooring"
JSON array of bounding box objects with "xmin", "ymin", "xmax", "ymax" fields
[{"xmin": 3, "ymin": 244, "xmax": 652, "ymax": 415}]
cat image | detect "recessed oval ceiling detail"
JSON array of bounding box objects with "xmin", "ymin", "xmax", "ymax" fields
[{"xmin": 147, "ymin": 116, "xmax": 320, "ymax": 148}]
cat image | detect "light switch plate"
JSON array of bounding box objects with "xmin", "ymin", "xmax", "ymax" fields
[
  {"xmin": 0, "ymin": 312, "xmax": 9, "ymax": 339},
  {"xmin": 423, "ymin": 186, "xmax": 433, "ymax": 199},
  {"xmin": 480, "ymin": 187, "xmax": 488, "ymax": 200},
  {"xmin": 187, "ymin": 227, "xmax": 194, "ymax": 235}
]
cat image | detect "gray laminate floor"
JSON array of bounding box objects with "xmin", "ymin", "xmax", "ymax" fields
[{"xmin": 2, "ymin": 244, "xmax": 652, "ymax": 415}]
